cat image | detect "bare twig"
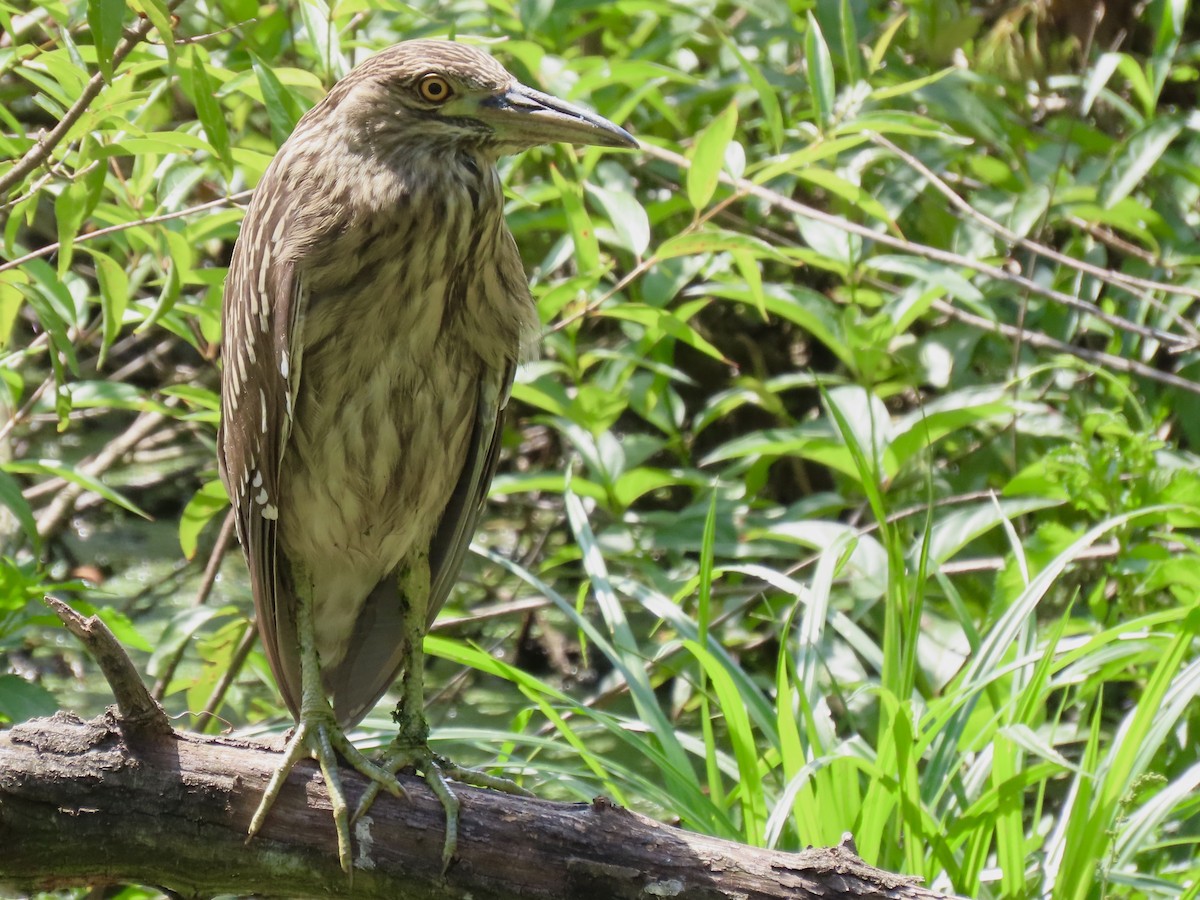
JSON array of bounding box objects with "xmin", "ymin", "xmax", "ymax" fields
[
  {"xmin": 0, "ymin": 190, "xmax": 253, "ymax": 276},
  {"xmin": 869, "ymin": 132, "xmax": 1200, "ymax": 315},
  {"xmin": 0, "ymin": 2, "xmax": 185, "ymax": 199},
  {"xmin": 1067, "ymin": 215, "xmax": 1162, "ymax": 266},
  {"xmin": 637, "ymin": 142, "xmax": 1192, "ymax": 352},
  {"xmin": 43, "ymin": 596, "xmax": 171, "ymax": 735},
  {"xmin": 929, "ymin": 297, "xmax": 1200, "ymax": 395},
  {"xmin": 35, "ymin": 406, "xmax": 174, "ymax": 539}
]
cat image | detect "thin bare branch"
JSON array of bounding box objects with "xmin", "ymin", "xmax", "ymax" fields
[
  {"xmin": 868, "ymin": 132, "xmax": 1200, "ymax": 315},
  {"xmin": 0, "ymin": 3, "xmax": 184, "ymax": 199},
  {"xmin": 930, "ymin": 297, "xmax": 1200, "ymax": 394},
  {"xmin": 43, "ymin": 596, "xmax": 171, "ymax": 735},
  {"xmin": 35, "ymin": 406, "xmax": 175, "ymax": 539},
  {"xmin": 638, "ymin": 143, "xmax": 1191, "ymax": 351},
  {"xmin": 0, "ymin": 190, "xmax": 253, "ymax": 276}
]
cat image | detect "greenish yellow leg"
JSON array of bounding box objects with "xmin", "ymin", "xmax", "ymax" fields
[
  {"xmin": 352, "ymin": 557, "xmax": 531, "ymax": 870},
  {"xmin": 248, "ymin": 585, "xmax": 406, "ymax": 873}
]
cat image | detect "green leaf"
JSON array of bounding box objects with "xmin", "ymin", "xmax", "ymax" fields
[
  {"xmin": 90, "ymin": 249, "xmax": 130, "ymax": 367},
  {"xmin": 188, "ymin": 47, "xmax": 233, "ymax": 172},
  {"xmin": 65, "ymin": 380, "xmax": 150, "ymax": 410},
  {"xmin": 864, "ymin": 255, "xmax": 984, "ymax": 303},
  {"xmin": 21, "ymin": 258, "xmax": 80, "ymax": 372},
  {"xmin": 95, "ymin": 606, "xmax": 154, "ymax": 653},
  {"xmin": 299, "ymin": 0, "xmax": 345, "ymax": 79},
  {"xmin": 161, "ymin": 384, "xmax": 221, "ymax": 411},
  {"xmin": 596, "ymin": 304, "xmax": 730, "ymax": 364},
  {"xmin": 838, "ymin": 0, "xmax": 862, "ymax": 84},
  {"xmin": 138, "ymin": 230, "xmax": 191, "ymax": 331},
  {"xmin": 0, "ymin": 270, "xmax": 26, "ymax": 347},
  {"xmin": 129, "ymin": 0, "xmax": 176, "ymax": 62},
  {"xmin": 611, "ymin": 467, "xmax": 682, "ymax": 510},
  {"xmin": 805, "ymin": 12, "xmax": 836, "ymax": 128},
  {"xmin": 687, "ymin": 103, "xmax": 737, "ymax": 211},
  {"xmin": 252, "ymin": 52, "xmax": 306, "ymax": 145},
  {"xmin": 549, "ymin": 164, "xmax": 600, "ymax": 274},
  {"xmin": 869, "ymin": 10, "xmax": 906, "ymax": 71},
  {"xmin": 586, "ymin": 180, "xmax": 650, "ymax": 257},
  {"xmin": 4, "ymin": 460, "xmax": 152, "ymax": 520},
  {"xmin": 656, "ymin": 229, "xmax": 789, "ymax": 262},
  {"xmin": 868, "ymin": 65, "xmax": 956, "ymax": 102},
  {"xmin": 725, "ymin": 40, "xmax": 783, "ymax": 152},
  {"xmin": 731, "ymin": 249, "xmax": 765, "ymax": 320},
  {"xmin": 87, "ymin": 0, "xmax": 125, "ymax": 82},
  {"xmin": 0, "ymin": 468, "xmax": 40, "ymax": 551},
  {"xmin": 0, "ymin": 674, "xmax": 57, "ymax": 724},
  {"xmin": 54, "ymin": 180, "xmax": 90, "ymax": 277},
  {"xmin": 1081, "ymin": 52, "xmax": 1122, "ymax": 116},
  {"xmin": 686, "ymin": 639, "xmax": 767, "ymax": 843},
  {"xmin": 1100, "ymin": 117, "xmax": 1182, "ymax": 208},
  {"xmin": 796, "ymin": 168, "xmax": 897, "ymax": 229},
  {"xmin": 180, "ymin": 480, "xmax": 229, "ymax": 560}
]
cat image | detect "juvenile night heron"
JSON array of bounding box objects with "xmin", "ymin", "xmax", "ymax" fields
[{"xmin": 218, "ymin": 39, "xmax": 635, "ymax": 870}]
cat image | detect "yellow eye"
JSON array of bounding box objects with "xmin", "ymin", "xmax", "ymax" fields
[{"xmin": 418, "ymin": 74, "xmax": 453, "ymax": 104}]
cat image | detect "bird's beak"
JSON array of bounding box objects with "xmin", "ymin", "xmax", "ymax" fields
[{"xmin": 476, "ymin": 83, "xmax": 638, "ymax": 150}]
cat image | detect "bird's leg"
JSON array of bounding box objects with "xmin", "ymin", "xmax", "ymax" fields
[
  {"xmin": 248, "ymin": 582, "xmax": 405, "ymax": 874},
  {"xmin": 352, "ymin": 555, "xmax": 531, "ymax": 869}
]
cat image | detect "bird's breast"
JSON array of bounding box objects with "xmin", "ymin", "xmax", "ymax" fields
[{"xmin": 274, "ymin": 185, "xmax": 534, "ymax": 671}]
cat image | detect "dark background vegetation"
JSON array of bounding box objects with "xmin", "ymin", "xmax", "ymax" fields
[{"xmin": 1, "ymin": 0, "xmax": 1199, "ymax": 896}]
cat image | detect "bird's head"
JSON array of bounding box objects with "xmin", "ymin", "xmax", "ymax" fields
[{"xmin": 332, "ymin": 40, "xmax": 637, "ymax": 158}]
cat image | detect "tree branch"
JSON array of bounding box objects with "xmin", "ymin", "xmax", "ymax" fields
[
  {"xmin": 0, "ymin": 714, "xmax": 947, "ymax": 899},
  {"xmin": 0, "ymin": 602, "xmax": 950, "ymax": 898},
  {"xmin": 0, "ymin": 4, "xmax": 181, "ymax": 199}
]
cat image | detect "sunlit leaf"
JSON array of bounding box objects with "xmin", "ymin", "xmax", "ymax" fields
[
  {"xmin": 550, "ymin": 164, "xmax": 600, "ymax": 274},
  {"xmin": 87, "ymin": 0, "xmax": 125, "ymax": 82},
  {"xmin": 180, "ymin": 480, "xmax": 229, "ymax": 560},
  {"xmin": 687, "ymin": 103, "xmax": 737, "ymax": 211},
  {"xmin": 90, "ymin": 249, "xmax": 129, "ymax": 367},
  {"xmin": 252, "ymin": 52, "xmax": 307, "ymax": 145},
  {"xmin": 1100, "ymin": 117, "xmax": 1182, "ymax": 208},
  {"xmin": 188, "ymin": 47, "xmax": 233, "ymax": 172},
  {"xmin": 4, "ymin": 460, "xmax": 151, "ymax": 520},
  {"xmin": 805, "ymin": 13, "xmax": 836, "ymax": 128},
  {"xmin": 656, "ymin": 229, "xmax": 789, "ymax": 262},
  {"xmin": 586, "ymin": 180, "xmax": 650, "ymax": 257}
]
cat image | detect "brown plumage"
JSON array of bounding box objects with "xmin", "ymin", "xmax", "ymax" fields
[{"xmin": 218, "ymin": 39, "xmax": 635, "ymax": 870}]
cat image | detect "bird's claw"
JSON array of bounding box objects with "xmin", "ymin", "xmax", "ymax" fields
[
  {"xmin": 436, "ymin": 755, "xmax": 535, "ymax": 798},
  {"xmin": 353, "ymin": 741, "xmax": 529, "ymax": 871},
  {"xmin": 248, "ymin": 717, "xmax": 405, "ymax": 875}
]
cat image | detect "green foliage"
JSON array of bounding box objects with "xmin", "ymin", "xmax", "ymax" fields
[{"xmin": 1, "ymin": 0, "xmax": 1199, "ymax": 896}]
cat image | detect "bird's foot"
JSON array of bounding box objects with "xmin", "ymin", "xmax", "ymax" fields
[
  {"xmin": 353, "ymin": 725, "xmax": 532, "ymax": 870},
  {"xmin": 248, "ymin": 713, "xmax": 405, "ymax": 874}
]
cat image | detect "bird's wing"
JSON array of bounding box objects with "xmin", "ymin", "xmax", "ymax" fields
[
  {"xmin": 218, "ymin": 212, "xmax": 306, "ymax": 719},
  {"xmin": 325, "ymin": 361, "xmax": 513, "ymax": 727},
  {"xmin": 426, "ymin": 361, "xmax": 512, "ymax": 627}
]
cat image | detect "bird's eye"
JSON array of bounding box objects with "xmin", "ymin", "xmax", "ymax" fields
[{"xmin": 417, "ymin": 74, "xmax": 453, "ymax": 104}]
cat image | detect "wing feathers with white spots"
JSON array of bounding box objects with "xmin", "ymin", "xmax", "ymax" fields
[{"xmin": 218, "ymin": 197, "xmax": 306, "ymax": 718}]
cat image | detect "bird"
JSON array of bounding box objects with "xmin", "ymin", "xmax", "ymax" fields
[{"xmin": 217, "ymin": 39, "xmax": 636, "ymax": 872}]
